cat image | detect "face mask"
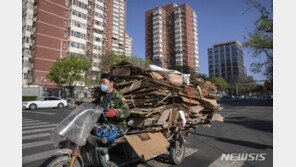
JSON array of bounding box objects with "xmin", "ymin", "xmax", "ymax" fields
[{"xmin": 100, "ymin": 85, "xmax": 109, "ymax": 92}]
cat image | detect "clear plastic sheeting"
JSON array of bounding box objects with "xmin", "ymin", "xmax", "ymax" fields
[
  {"xmin": 50, "ymin": 103, "xmax": 104, "ymax": 147},
  {"xmin": 147, "ymin": 65, "xmax": 191, "ymax": 85}
]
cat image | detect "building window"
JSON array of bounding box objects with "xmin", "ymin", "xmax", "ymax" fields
[
  {"xmin": 65, "ymin": 10, "xmax": 68, "ymax": 16},
  {"xmin": 64, "ymin": 20, "xmax": 67, "ymax": 27},
  {"xmin": 26, "ymin": 14, "xmax": 33, "ymax": 20},
  {"xmin": 72, "ymin": 0, "xmax": 87, "ymax": 9},
  {"xmin": 63, "ymin": 31, "xmax": 67, "ymax": 37},
  {"xmin": 70, "ymin": 41, "xmax": 86, "ymax": 49},
  {"xmin": 71, "ymin": 19, "xmax": 86, "ymax": 29},
  {"xmin": 28, "ymin": 2, "xmax": 34, "ymax": 9},
  {"xmin": 26, "ymin": 25, "xmax": 32, "ymax": 31},
  {"xmin": 63, "ymin": 41, "xmax": 66, "ymax": 48},
  {"xmin": 22, "ymin": 73, "xmax": 28, "ymax": 79},
  {"xmin": 65, "ymin": 0, "xmax": 69, "ymax": 6},
  {"xmin": 95, "ymin": 20, "xmax": 102, "ymax": 26},
  {"xmin": 72, "ymin": 9, "xmax": 87, "ymax": 19},
  {"xmin": 94, "ymin": 37, "xmax": 101, "ymax": 42},
  {"xmin": 94, "ymin": 12, "xmax": 103, "ymax": 18},
  {"xmin": 22, "ymin": 60, "xmax": 29, "ymax": 67},
  {"xmin": 70, "ymin": 30, "xmax": 86, "ymax": 39}
]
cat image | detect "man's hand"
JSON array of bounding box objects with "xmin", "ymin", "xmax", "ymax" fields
[{"xmin": 105, "ymin": 109, "xmax": 117, "ymax": 118}]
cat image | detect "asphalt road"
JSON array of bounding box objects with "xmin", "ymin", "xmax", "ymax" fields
[{"xmin": 22, "ymin": 99, "xmax": 273, "ymax": 167}]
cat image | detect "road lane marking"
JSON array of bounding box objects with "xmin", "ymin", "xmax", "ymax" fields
[
  {"xmin": 22, "ymin": 122, "xmax": 50, "ymax": 126},
  {"xmin": 22, "ymin": 127, "xmax": 55, "ymax": 134},
  {"xmin": 208, "ymin": 154, "xmax": 245, "ymax": 167},
  {"xmin": 184, "ymin": 147, "xmax": 198, "ymax": 157},
  {"xmin": 22, "ymin": 149, "xmax": 60, "ymax": 164},
  {"xmin": 223, "ymin": 108, "xmax": 248, "ymax": 117},
  {"xmin": 22, "ymin": 133, "xmax": 50, "ymax": 140},
  {"xmin": 22, "ymin": 120, "xmax": 40, "ymax": 124},
  {"xmin": 22, "ymin": 140, "xmax": 53, "ymax": 149},
  {"xmin": 22, "ymin": 111, "xmax": 56, "ymax": 115},
  {"xmin": 23, "ymin": 124, "xmax": 58, "ymax": 130},
  {"xmin": 137, "ymin": 147, "xmax": 198, "ymax": 167}
]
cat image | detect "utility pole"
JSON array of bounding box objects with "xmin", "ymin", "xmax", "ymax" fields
[
  {"xmin": 236, "ymin": 82, "xmax": 238, "ymax": 95},
  {"xmin": 60, "ymin": 39, "xmax": 63, "ymax": 58}
]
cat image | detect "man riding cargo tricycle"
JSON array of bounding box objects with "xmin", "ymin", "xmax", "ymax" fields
[
  {"xmin": 46, "ymin": 62, "xmax": 224, "ymax": 167},
  {"xmin": 47, "ymin": 102, "xmax": 187, "ymax": 167},
  {"xmin": 47, "ymin": 73, "xmax": 189, "ymax": 167}
]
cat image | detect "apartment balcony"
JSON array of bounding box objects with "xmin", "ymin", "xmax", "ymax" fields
[
  {"xmin": 175, "ymin": 60, "xmax": 183, "ymax": 66},
  {"xmin": 153, "ymin": 8, "xmax": 161, "ymax": 15},
  {"xmin": 174, "ymin": 10, "xmax": 181, "ymax": 15},
  {"xmin": 23, "ymin": 53, "xmax": 32, "ymax": 59},
  {"xmin": 175, "ymin": 54, "xmax": 183, "ymax": 59},
  {"xmin": 153, "ymin": 47, "xmax": 163, "ymax": 52},
  {"xmin": 153, "ymin": 54, "xmax": 163, "ymax": 61},
  {"xmin": 152, "ymin": 18, "xmax": 161, "ymax": 24}
]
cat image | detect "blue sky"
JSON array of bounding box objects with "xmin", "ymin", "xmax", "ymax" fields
[{"xmin": 126, "ymin": 0, "xmax": 272, "ymax": 82}]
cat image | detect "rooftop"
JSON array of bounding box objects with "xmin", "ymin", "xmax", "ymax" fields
[{"xmin": 213, "ymin": 40, "xmax": 242, "ymax": 48}]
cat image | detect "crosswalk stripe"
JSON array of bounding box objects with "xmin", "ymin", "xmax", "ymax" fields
[
  {"xmin": 22, "ymin": 120, "xmax": 40, "ymax": 124},
  {"xmin": 22, "ymin": 149, "xmax": 60, "ymax": 164},
  {"xmin": 22, "ymin": 127, "xmax": 55, "ymax": 134},
  {"xmin": 23, "ymin": 111, "xmax": 56, "ymax": 115},
  {"xmin": 22, "ymin": 122, "xmax": 50, "ymax": 126},
  {"xmin": 23, "ymin": 124, "xmax": 58, "ymax": 130},
  {"xmin": 22, "ymin": 140, "xmax": 53, "ymax": 149},
  {"xmin": 22, "ymin": 133, "xmax": 50, "ymax": 140}
]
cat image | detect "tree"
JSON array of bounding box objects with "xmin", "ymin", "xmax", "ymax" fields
[
  {"xmin": 45, "ymin": 58, "xmax": 66, "ymax": 97},
  {"xmin": 98, "ymin": 51, "xmax": 115, "ymax": 73},
  {"xmin": 98, "ymin": 51, "xmax": 131, "ymax": 73},
  {"xmin": 169, "ymin": 64, "xmax": 194, "ymax": 74},
  {"xmin": 207, "ymin": 76, "xmax": 230, "ymax": 91},
  {"xmin": 98, "ymin": 51, "xmax": 153, "ymax": 73},
  {"xmin": 113, "ymin": 54, "xmax": 132, "ymax": 64},
  {"xmin": 243, "ymin": 0, "xmax": 273, "ymax": 80},
  {"xmin": 255, "ymin": 85, "xmax": 264, "ymax": 95},
  {"xmin": 197, "ymin": 73, "xmax": 208, "ymax": 80},
  {"xmin": 47, "ymin": 55, "xmax": 91, "ymax": 100},
  {"xmin": 130, "ymin": 55, "xmax": 152, "ymax": 68},
  {"xmin": 81, "ymin": 48, "xmax": 98, "ymax": 89}
]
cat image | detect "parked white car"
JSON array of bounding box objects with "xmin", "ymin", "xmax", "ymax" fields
[{"xmin": 22, "ymin": 97, "xmax": 68, "ymax": 110}]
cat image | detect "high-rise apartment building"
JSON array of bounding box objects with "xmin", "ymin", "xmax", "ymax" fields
[
  {"xmin": 125, "ymin": 33, "xmax": 133, "ymax": 57},
  {"xmin": 22, "ymin": 0, "xmax": 34, "ymax": 85},
  {"xmin": 208, "ymin": 40, "xmax": 247, "ymax": 83},
  {"xmin": 145, "ymin": 3, "xmax": 199, "ymax": 73},
  {"xmin": 22, "ymin": 0, "xmax": 132, "ymax": 88}
]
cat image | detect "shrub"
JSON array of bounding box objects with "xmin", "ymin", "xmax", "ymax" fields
[{"xmin": 22, "ymin": 96, "xmax": 37, "ymax": 102}]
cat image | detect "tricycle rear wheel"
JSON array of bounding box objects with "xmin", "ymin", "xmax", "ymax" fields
[{"xmin": 169, "ymin": 139, "xmax": 185, "ymax": 164}]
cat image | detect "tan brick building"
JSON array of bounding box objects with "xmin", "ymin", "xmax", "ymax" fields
[{"xmin": 145, "ymin": 3, "xmax": 199, "ymax": 73}]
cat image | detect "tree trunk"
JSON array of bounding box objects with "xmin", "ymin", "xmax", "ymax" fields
[
  {"xmin": 58, "ymin": 85, "xmax": 61, "ymax": 98},
  {"xmin": 68, "ymin": 85, "xmax": 75, "ymax": 105}
]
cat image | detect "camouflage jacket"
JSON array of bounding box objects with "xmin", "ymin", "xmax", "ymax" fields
[{"xmin": 93, "ymin": 89, "xmax": 130, "ymax": 123}]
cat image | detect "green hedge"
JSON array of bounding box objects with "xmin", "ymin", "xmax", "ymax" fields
[{"xmin": 22, "ymin": 96, "xmax": 37, "ymax": 102}]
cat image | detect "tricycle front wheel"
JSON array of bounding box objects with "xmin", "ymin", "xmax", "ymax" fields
[
  {"xmin": 46, "ymin": 155, "xmax": 81, "ymax": 167},
  {"xmin": 169, "ymin": 139, "xmax": 185, "ymax": 164}
]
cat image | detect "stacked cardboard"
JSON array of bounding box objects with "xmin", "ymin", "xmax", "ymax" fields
[{"xmin": 97, "ymin": 61, "xmax": 224, "ymax": 134}]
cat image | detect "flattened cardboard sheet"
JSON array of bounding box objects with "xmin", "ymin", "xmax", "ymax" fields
[
  {"xmin": 112, "ymin": 68, "xmax": 131, "ymax": 76},
  {"xmin": 124, "ymin": 132, "xmax": 170, "ymax": 161}
]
